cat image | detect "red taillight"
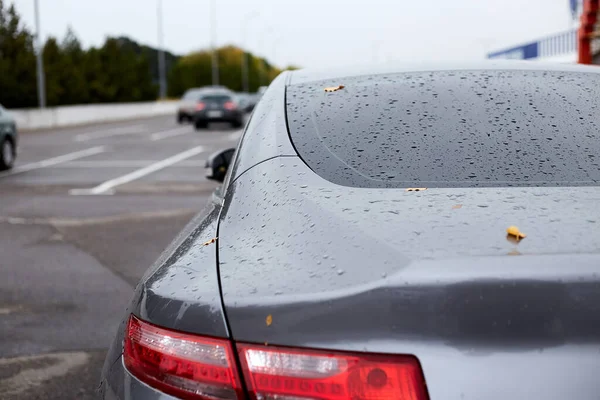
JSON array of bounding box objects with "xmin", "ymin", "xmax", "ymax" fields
[
  {"xmin": 124, "ymin": 315, "xmax": 428, "ymax": 400},
  {"xmin": 223, "ymin": 101, "xmax": 236, "ymax": 110},
  {"xmin": 237, "ymin": 344, "xmax": 428, "ymax": 400},
  {"xmin": 196, "ymin": 102, "xmax": 206, "ymax": 110},
  {"xmin": 124, "ymin": 315, "xmax": 243, "ymax": 400}
]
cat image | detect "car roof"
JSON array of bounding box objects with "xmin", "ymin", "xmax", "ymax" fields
[{"xmin": 287, "ymin": 60, "xmax": 600, "ymax": 85}]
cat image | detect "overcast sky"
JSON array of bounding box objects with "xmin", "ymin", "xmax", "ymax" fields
[{"xmin": 11, "ymin": 0, "xmax": 576, "ymax": 69}]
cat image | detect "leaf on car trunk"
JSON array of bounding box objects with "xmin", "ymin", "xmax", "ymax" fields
[
  {"xmin": 506, "ymin": 226, "xmax": 526, "ymax": 242},
  {"xmin": 202, "ymin": 237, "xmax": 218, "ymax": 246},
  {"xmin": 324, "ymin": 85, "xmax": 345, "ymax": 92}
]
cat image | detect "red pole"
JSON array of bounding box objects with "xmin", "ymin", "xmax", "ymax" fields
[{"xmin": 578, "ymin": 0, "xmax": 599, "ymax": 64}]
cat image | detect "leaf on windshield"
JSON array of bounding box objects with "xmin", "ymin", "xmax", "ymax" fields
[
  {"xmin": 202, "ymin": 237, "xmax": 218, "ymax": 246},
  {"xmin": 506, "ymin": 226, "xmax": 526, "ymax": 241},
  {"xmin": 452, "ymin": 204, "xmax": 463, "ymax": 209},
  {"xmin": 405, "ymin": 188, "xmax": 427, "ymax": 192},
  {"xmin": 266, "ymin": 314, "xmax": 273, "ymax": 326},
  {"xmin": 324, "ymin": 85, "xmax": 345, "ymax": 92}
]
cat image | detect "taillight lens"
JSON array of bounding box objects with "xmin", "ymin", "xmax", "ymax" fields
[
  {"xmin": 124, "ymin": 315, "xmax": 428, "ymax": 400},
  {"xmin": 124, "ymin": 315, "xmax": 243, "ymax": 400},
  {"xmin": 196, "ymin": 102, "xmax": 206, "ymax": 110},
  {"xmin": 237, "ymin": 344, "xmax": 428, "ymax": 400},
  {"xmin": 223, "ymin": 101, "xmax": 236, "ymax": 110}
]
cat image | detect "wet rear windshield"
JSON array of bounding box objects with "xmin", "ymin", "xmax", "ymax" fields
[{"xmin": 286, "ymin": 70, "xmax": 600, "ymax": 188}]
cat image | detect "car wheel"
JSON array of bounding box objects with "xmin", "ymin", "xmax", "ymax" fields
[
  {"xmin": 231, "ymin": 119, "xmax": 243, "ymax": 129},
  {"xmin": 0, "ymin": 138, "xmax": 15, "ymax": 170},
  {"xmin": 177, "ymin": 114, "xmax": 186, "ymax": 124}
]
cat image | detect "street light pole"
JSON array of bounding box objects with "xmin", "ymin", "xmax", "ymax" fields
[
  {"xmin": 157, "ymin": 0, "xmax": 167, "ymax": 99},
  {"xmin": 210, "ymin": 0, "xmax": 219, "ymax": 86},
  {"xmin": 33, "ymin": 0, "xmax": 46, "ymax": 108},
  {"xmin": 241, "ymin": 12, "xmax": 258, "ymax": 93}
]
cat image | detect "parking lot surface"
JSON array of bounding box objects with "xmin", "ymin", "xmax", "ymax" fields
[{"xmin": 0, "ymin": 115, "xmax": 243, "ymax": 399}]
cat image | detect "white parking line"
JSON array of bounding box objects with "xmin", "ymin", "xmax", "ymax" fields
[
  {"xmin": 69, "ymin": 145, "xmax": 205, "ymax": 195},
  {"xmin": 150, "ymin": 127, "xmax": 192, "ymax": 141},
  {"xmin": 51, "ymin": 160, "xmax": 206, "ymax": 168},
  {"xmin": 0, "ymin": 146, "xmax": 106, "ymax": 178},
  {"xmin": 74, "ymin": 124, "xmax": 146, "ymax": 142}
]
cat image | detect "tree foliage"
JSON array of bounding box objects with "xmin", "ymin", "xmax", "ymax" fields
[
  {"xmin": 0, "ymin": 2, "xmax": 291, "ymax": 108},
  {"xmin": 167, "ymin": 45, "xmax": 283, "ymax": 97}
]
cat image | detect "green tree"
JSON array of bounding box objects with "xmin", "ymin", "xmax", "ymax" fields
[
  {"xmin": 59, "ymin": 27, "xmax": 89, "ymax": 104},
  {"xmin": 42, "ymin": 37, "xmax": 65, "ymax": 106},
  {"xmin": 167, "ymin": 45, "xmax": 283, "ymax": 98},
  {"xmin": 0, "ymin": 0, "xmax": 38, "ymax": 108}
]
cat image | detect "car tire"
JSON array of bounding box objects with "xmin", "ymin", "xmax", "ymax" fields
[
  {"xmin": 0, "ymin": 138, "xmax": 15, "ymax": 171},
  {"xmin": 177, "ymin": 114, "xmax": 187, "ymax": 124},
  {"xmin": 231, "ymin": 119, "xmax": 243, "ymax": 129},
  {"xmin": 194, "ymin": 120, "xmax": 208, "ymax": 130}
]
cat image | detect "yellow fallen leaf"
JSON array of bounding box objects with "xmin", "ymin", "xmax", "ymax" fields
[
  {"xmin": 452, "ymin": 204, "xmax": 462, "ymax": 209},
  {"xmin": 506, "ymin": 226, "xmax": 526, "ymax": 240},
  {"xmin": 266, "ymin": 314, "xmax": 273, "ymax": 326},
  {"xmin": 202, "ymin": 237, "xmax": 218, "ymax": 246},
  {"xmin": 324, "ymin": 85, "xmax": 345, "ymax": 92},
  {"xmin": 406, "ymin": 188, "xmax": 427, "ymax": 192}
]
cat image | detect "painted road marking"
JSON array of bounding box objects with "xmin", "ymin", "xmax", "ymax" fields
[
  {"xmin": 74, "ymin": 124, "xmax": 146, "ymax": 142},
  {"xmin": 0, "ymin": 146, "xmax": 106, "ymax": 178},
  {"xmin": 51, "ymin": 160, "xmax": 206, "ymax": 168},
  {"xmin": 69, "ymin": 145, "xmax": 205, "ymax": 195},
  {"xmin": 0, "ymin": 209, "xmax": 197, "ymax": 227},
  {"xmin": 150, "ymin": 127, "xmax": 193, "ymax": 141},
  {"xmin": 0, "ymin": 352, "xmax": 89, "ymax": 397}
]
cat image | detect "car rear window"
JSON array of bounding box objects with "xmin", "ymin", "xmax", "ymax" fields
[
  {"xmin": 201, "ymin": 94, "xmax": 232, "ymax": 104},
  {"xmin": 286, "ymin": 70, "xmax": 600, "ymax": 188},
  {"xmin": 182, "ymin": 90, "xmax": 201, "ymax": 100}
]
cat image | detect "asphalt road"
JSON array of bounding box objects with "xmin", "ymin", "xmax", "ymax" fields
[{"xmin": 0, "ymin": 115, "xmax": 244, "ymax": 399}]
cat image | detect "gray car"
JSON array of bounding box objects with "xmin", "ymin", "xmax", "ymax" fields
[
  {"xmin": 100, "ymin": 62, "xmax": 600, "ymax": 400},
  {"xmin": 0, "ymin": 104, "xmax": 17, "ymax": 170},
  {"xmin": 177, "ymin": 86, "xmax": 232, "ymax": 123}
]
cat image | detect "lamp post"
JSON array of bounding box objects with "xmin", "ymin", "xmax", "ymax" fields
[
  {"xmin": 210, "ymin": 0, "xmax": 219, "ymax": 85},
  {"xmin": 157, "ymin": 0, "xmax": 167, "ymax": 99},
  {"xmin": 34, "ymin": 0, "xmax": 46, "ymax": 108},
  {"xmin": 241, "ymin": 11, "xmax": 259, "ymax": 93}
]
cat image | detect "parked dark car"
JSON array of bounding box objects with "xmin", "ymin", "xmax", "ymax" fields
[
  {"xmin": 177, "ymin": 86, "xmax": 231, "ymax": 123},
  {"xmin": 100, "ymin": 62, "xmax": 600, "ymax": 400},
  {"xmin": 193, "ymin": 92, "xmax": 244, "ymax": 130},
  {"xmin": 0, "ymin": 104, "xmax": 17, "ymax": 170}
]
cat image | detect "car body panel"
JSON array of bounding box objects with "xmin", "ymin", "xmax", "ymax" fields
[
  {"xmin": 217, "ymin": 157, "xmax": 600, "ymax": 399},
  {"xmin": 0, "ymin": 104, "xmax": 17, "ymax": 149},
  {"xmin": 99, "ymin": 200, "xmax": 228, "ymax": 399},
  {"xmin": 225, "ymin": 72, "xmax": 296, "ymax": 182}
]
